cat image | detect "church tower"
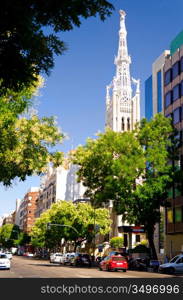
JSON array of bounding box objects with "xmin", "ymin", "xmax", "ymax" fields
[
  {"xmin": 106, "ymin": 10, "xmax": 140, "ymax": 132},
  {"xmin": 106, "ymin": 11, "xmax": 142, "ymax": 243}
]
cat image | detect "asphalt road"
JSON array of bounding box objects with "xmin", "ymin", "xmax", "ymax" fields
[{"xmin": 0, "ymin": 256, "xmax": 181, "ymax": 278}]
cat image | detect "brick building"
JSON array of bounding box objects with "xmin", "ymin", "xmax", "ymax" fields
[{"xmin": 19, "ymin": 187, "xmax": 39, "ymax": 233}]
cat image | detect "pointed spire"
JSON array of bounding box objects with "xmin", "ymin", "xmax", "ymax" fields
[{"xmin": 119, "ymin": 10, "xmax": 127, "ymax": 34}]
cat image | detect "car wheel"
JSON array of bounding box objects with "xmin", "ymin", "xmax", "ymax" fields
[
  {"xmin": 168, "ymin": 267, "xmax": 175, "ymax": 275},
  {"xmin": 107, "ymin": 265, "xmax": 111, "ymax": 272},
  {"xmin": 123, "ymin": 269, "xmax": 127, "ymax": 272}
]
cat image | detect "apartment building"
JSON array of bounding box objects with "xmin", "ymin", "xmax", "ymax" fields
[
  {"xmin": 19, "ymin": 187, "xmax": 39, "ymax": 233},
  {"xmin": 164, "ymin": 32, "xmax": 183, "ymax": 256}
]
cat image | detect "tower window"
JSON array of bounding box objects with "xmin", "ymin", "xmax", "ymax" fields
[
  {"xmin": 127, "ymin": 118, "xmax": 130, "ymax": 131},
  {"xmin": 121, "ymin": 117, "xmax": 125, "ymax": 131}
]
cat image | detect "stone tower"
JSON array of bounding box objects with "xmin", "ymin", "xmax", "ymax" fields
[
  {"xmin": 106, "ymin": 10, "xmax": 140, "ymax": 132},
  {"xmin": 105, "ymin": 11, "xmax": 141, "ymax": 244}
]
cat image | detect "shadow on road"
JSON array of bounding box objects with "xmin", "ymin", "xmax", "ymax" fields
[{"xmin": 28, "ymin": 263, "xmax": 63, "ymax": 267}]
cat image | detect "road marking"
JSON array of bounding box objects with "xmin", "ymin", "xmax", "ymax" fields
[{"xmin": 76, "ymin": 275, "xmax": 92, "ymax": 278}]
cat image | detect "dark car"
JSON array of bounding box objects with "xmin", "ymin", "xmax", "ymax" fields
[
  {"xmin": 71, "ymin": 253, "xmax": 92, "ymax": 267},
  {"xmin": 128, "ymin": 257, "xmax": 149, "ymax": 271},
  {"xmin": 99, "ymin": 255, "xmax": 128, "ymax": 272}
]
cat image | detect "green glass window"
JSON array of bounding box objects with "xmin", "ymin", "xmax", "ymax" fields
[
  {"xmin": 175, "ymin": 207, "xmax": 182, "ymax": 223},
  {"xmin": 167, "ymin": 188, "xmax": 173, "ymax": 198}
]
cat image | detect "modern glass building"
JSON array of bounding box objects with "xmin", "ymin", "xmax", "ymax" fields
[{"xmin": 144, "ymin": 51, "xmax": 170, "ymax": 120}]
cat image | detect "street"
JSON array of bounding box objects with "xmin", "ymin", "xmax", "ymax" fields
[{"xmin": 0, "ymin": 256, "xmax": 181, "ymax": 278}]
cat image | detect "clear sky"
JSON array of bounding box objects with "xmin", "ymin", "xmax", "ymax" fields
[{"xmin": 1, "ymin": 0, "xmax": 183, "ymax": 216}]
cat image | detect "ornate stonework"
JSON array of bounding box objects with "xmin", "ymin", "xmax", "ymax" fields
[{"xmin": 105, "ymin": 10, "xmax": 140, "ymax": 132}]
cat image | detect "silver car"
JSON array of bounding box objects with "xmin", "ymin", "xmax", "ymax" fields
[
  {"xmin": 50, "ymin": 253, "xmax": 64, "ymax": 264},
  {"xmin": 159, "ymin": 254, "xmax": 183, "ymax": 274}
]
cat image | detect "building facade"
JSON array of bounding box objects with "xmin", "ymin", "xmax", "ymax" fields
[
  {"xmin": 15, "ymin": 198, "xmax": 22, "ymax": 227},
  {"xmin": 35, "ymin": 165, "xmax": 68, "ymax": 218},
  {"xmin": 145, "ymin": 51, "xmax": 170, "ymax": 120},
  {"xmin": 164, "ymin": 34, "xmax": 183, "ymax": 257},
  {"xmin": 2, "ymin": 212, "xmax": 14, "ymax": 225},
  {"xmin": 19, "ymin": 187, "xmax": 39, "ymax": 233},
  {"xmin": 145, "ymin": 75, "xmax": 153, "ymax": 120},
  {"xmin": 35, "ymin": 162, "xmax": 87, "ymax": 218}
]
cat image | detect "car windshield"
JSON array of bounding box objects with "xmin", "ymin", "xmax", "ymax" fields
[
  {"xmin": 170, "ymin": 255, "xmax": 180, "ymax": 263},
  {"xmin": 0, "ymin": 254, "xmax": 7, "ymax": 259},
  {"xmin": 55, "ymin": 254, "xmax": 62, "ymax": 256}
]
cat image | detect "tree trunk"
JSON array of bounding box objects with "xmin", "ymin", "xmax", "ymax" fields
[{"xmin": 146, "ymin": 226, "xmax": 158, "ymax": 260}]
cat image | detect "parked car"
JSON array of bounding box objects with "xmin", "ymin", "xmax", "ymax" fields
[
  {"xmin": 50, "ymin": 253, "xmax": 64, "ymax": 264},
  {"xmin": 128, "ymin": 257, "xmax": 149, "ymax": 271},
  {"xmin": 63, "ymin": 253, "xmax": 76, "ymax": 265},
  {"xmin": 5, "ymin": 252, "xmax": 13, "ymax": 260},
  {"xmin": 71, "ymin": 253, "xmax": 92, "ymax": 267},
  {"xmin": 23, "ymin": 252, "xmax": 34, "ymax": 257},
  {"xmin": 0, "ymin": 254, "xmax": 11, "ymax": 270},
  {"xmin": 159, "ymin": 254, "xmax": 183, "ymax": 274},
  {"xmin": 99, "ymin": 255, "xmax": 128, "ymax": 272},
  {"xmin": 67, "ymin": 253, "xmax": 77, "ymax": 265}
]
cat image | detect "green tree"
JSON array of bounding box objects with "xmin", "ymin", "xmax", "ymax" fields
[
  {"xmin": 0, "ymin": 77, "xmax": 64, "ymax": 185},
  {"xmin": 110, "ymin": 236, "xmax": 124, "ymax": 249},
  {"xmin": 15, "ymin": 232, "xmax": 31, "ymax": 247},
  {"xmin": 0, "ymin": 224, "xmax": 20, "ymax": 248},
  {"xmin": 0, "ymin": 1, "xmax": 114, "ymax": 93},
  {"xmin": 123, "ymin": 114, "xmax": 174, "ymax": 259},
  {"xmin": 72, "ymin": 114, "xmax": 177, "ymax": 259},
  {"xmin": 72, "ymin": 129, "xmax": 145, "ymax": 207},
  {"xmin": 30, "ymin": 200, "xmax": 111, "ymax": 250}
]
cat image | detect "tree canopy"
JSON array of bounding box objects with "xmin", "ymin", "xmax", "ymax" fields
[
  {"xmin": 31, "ymin": 200, "xmax": 111, "ymax": 250},
  {"xmin": 72, "ymin": 128, "xmax": 145, "ymax": 207},
  {"xmin": 0, "ymin": 1, "xmax": 114, "ymax": 93},
  {"xmin": 0, "ymin": 77, "xmax": 64, "ymax": 185},
  {"xmin": 0, "ymin": 224, "xmax": 20, "ymax": 248}
]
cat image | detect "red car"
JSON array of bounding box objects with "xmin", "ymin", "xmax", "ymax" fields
[{"xmin": 99, "ymin": 255, "xmax": 128, "ymax": 272}]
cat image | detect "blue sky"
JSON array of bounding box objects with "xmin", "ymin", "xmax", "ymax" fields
[{"xmin": 1, "ymin": 0, "xmax": 183, "ymax": 216}]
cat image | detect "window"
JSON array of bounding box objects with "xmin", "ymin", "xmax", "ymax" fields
[
  {"xmin": 175, "ymin": 207, "xmax": 182, "ymax": 223},
  {"xmin": 127, "ymin": 118, "xmax": 130, "ymax": 131},
  {"xmin": 173, "ymin": 107, "xmax": 181, "ymax": 124},
  {"xmin": 157, "ymin": 70, "xmax": 162, "ymax": 112},
  {"xmin": 165, "ymin": 91, "xmax": 172, "ymax": 107},
  {"xmin": 167, "ymin": 208, "xmax": 173, "ymax": 223},
  {"xmin": 121, "ymin": 117, "xmax": 125, "ymax": 131},
  {"xmin": 181, "ymin": 57, "xmax": 183, "ymax": 73},
  {"xmin": 172, "ymin": 84, "xmax": 180, "ymax": 101},
  {"xmin": 172, "ymin": 62, "xmax": 179, "ymax": 80},
  {"xmin": 180, "ymin": 81, "xmax": 183, "ymax": 96},
  {"xmin": 164, "ymin": 69, "xmax": 172, "ymax": 86},
  {"xmin": 136, "ymin": 235, "xmax": 140, "ymax": 243},
  {"xmin": 177, "ymin": 257, "xmax": 183, "ymax": 264}
]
